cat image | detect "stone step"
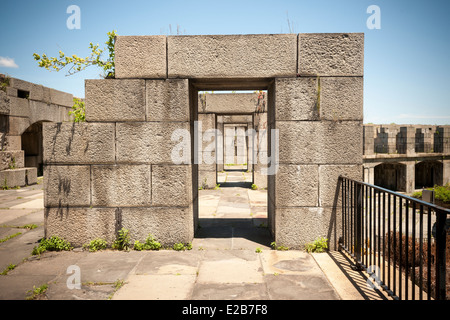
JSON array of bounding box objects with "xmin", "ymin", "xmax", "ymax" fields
[
  {"xmin": 0, "ymin": 167, "xmax": 37, "ymax": 188},
  {"xmin": 0, "ymin": 150, "xmax": 25, "ymax": 171}
]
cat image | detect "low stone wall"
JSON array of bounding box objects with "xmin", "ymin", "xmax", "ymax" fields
[{"xmin": 0, "ymin": 75, "xmax": 73, "ymax": 188}]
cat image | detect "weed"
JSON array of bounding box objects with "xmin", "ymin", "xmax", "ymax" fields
[
  {"xmin": 305, "ymin": 237, "xmax": 328, "ymax": 253},
  {"xmin": 32, "ymin": 236, "xmax": 73, "ymax": 255},
  {"xmin": 214, "ymin": 184, "xmax": 221, "ymax": 190},
  {"xmin": 83, "ymin": 238, "xmax": 108, "ymax": 252},
  {"xmin": 133, "ymin": 234, "xmax": 161, "ymax": 251},
  {"xmin": 0, "ymin": 75, "xmax": 10, "ymax": 92},
  {"xmin": 0, "ymin": 232, "xmax": 22, "ymax": 244},
  {"xmin": 1, "ymin": 264, "xmax": 16, "ymax": 275},
  {"xmin": 251, "ymin": 184, "xmax": 258, "ymax": 190},
  {"xmin": 107, "ymin": 279, "xmax": 126, "ymax": 300},
  {"xmin": 112, "ymin": 228, "xmax": 130, "ymax": 251},
  {"xmin": 270, "ymin": 241, "xmax": 289, "ymax": 251},
  {"xmin": 255, "ymin": 247, "xmax": 262, "ymax": 253},
  {"xmin": 26, "ymin": 284, "xmax": 48, "ymax": 300},
  {"xmin": 173, "ymin": 242, "xmax": 192, "ymax": 251}
]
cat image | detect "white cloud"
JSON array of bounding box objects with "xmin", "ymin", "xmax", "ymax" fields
[{"xmin": 0, "ymin": 56, "xmax": 19, "ymax": 68}]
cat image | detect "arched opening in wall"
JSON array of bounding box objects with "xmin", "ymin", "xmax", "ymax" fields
[
  {"xmin": 374, "ymin": 162, "xmax": 407, "ymax": 192},
  {"xmin": 192, "ymin": 79, "xmax": 273, "ymax": 249},
  {"xmin": 21, "ymin": 121, "xmax": 45, "ymax": 176},
  {"xmin": 415, "ymin": 160, "xmax": 443, "ymax": 189}
]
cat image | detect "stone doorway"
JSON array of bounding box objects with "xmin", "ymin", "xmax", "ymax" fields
[{"xmin": 192, "ymin": 83, "xmax": 272, "ymax": 248}]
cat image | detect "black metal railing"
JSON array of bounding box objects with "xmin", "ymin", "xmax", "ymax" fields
[{"xmin": 339, "ymin": 176, "xmax": 449, "ymax": 300}]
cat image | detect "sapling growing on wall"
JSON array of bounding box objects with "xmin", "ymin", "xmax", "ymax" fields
[{"xmin": 33, "ymin": 30, "xmax": 117, "ymax": 78}]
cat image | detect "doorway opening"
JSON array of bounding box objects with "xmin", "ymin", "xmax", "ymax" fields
[{"xmin": 191, "ymin": 79, "xmax": 273, "ymax": 249}]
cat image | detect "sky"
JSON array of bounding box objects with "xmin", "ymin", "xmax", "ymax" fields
[{"xmin": 0, "ymin": 0, "xmax": 449, "ymax": 125}]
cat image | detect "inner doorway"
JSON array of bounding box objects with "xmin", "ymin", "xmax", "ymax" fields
[{"xmin": 192, "ymin": 81, "xmax": 272, "ymax": 249}]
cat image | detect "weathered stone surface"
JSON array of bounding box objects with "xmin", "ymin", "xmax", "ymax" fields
[
  {"xmin": 275, "ymin": 207, "xmax": 341, "ymax": 249},
  {"xmin": 43, "ymin": 122, "xmax": 115, "ymax": 164},
  {"xmin": 8, "ymin": 96, "xmax": 29, "ymax": 117},
  {"xmin": 0, "ymin": 150, "xmax": 24, "ymax": 171},
  {"xmin": 49, "ymin": 88, "xmax": 73, "ymax": 107},
  {"xmin": 275, "ymin": 77, "xmax": 318, "ymax": 121},
  {"xmin": 121, "ymin": 207, "xmax": 194, "ymax": 245},
  {"xmin": 92, "ymin": 165, "xmax": 151, "ymax": 207},
  {"xmin": 146, "ymin": 79, "xmax": 189, "ymax": 121},
  {"xmin": 276, "ymin": 121, "xmax": 363, "ymax": 164},
  {"xmin": 200, "ymin": 93, "xmax": 259, "ymax": 114},
  {"xmin": 115, "ymin": 36, "xmax": 167, "ymax": 79},
  {"xmin": 275, "ymin": 165, "xmax": 318, "ymax": 207},
  {"xmin": 2, "ymin": 135, "xmax": 21, "ymax": 151},
  {"xmin": 320, "ymin": 77, "xmax": 363, "ymax": 121},
  {"xmin": 25, "ymin": 167, "xmax": 37, "ymax": 185},
  {"xmin": 168, "ymin": 34, "xmax": 297, "ymax": 78},
  {"xmin": 318, "ymin": 164, "xmax": 362, "ymax": 207},
  {"xmin": 28, "ymin": 100, "xmax": 71, "ymax": 124},
  {"xmin": 116, "ymin": 122, "xmax": 190, "ymax": 164},
  {"xmin": 198, "ymin": 170, "xmax": 216, "ymax": 189},
  {"xmin": 298, "ymin": 33, "xmax": 364, "ymax": 76},
  {"xmin": 44, "ymin": 165, "xmax": 91, "ymax": 207},
  {"xmin": 152, "ymin": 165, "xmax": 191, "ymax": 206},
  {"xmin": 45, "ymin": 208, "xmax": 117, "ymax": 246},
  {"xmin": 0, "ymin": 168, "xmax": 26, "ymax": 187},
  {"xmin": 0, "ymin": 167, "xmax": 35, "ymax": 187},
  {"xmin": 85, "ymin": 79, "xmax": 145, "ymax": 121},
  {"xmin": 8, "ymin": 116, "xmax": 30, "ymax": 135},
  {"xmin": 0, "ymin": 91, "xmax": 10, "ymax": 114}
]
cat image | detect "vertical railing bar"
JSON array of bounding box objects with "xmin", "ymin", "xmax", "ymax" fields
[
  {"xmin": 394, "ymin": 196, "xmax": 398, "ymax": 298},
  {"xmin": 378, "ymin": 189, "xmax": 381, "ymax": 281},
  {"xmin": 405, "ymin": 200, "xmax": 409, "ymax": 301},
  {"xmin": 435, "ymin": 209, "xmax": 447, "ymax": 300},
  {"xmin": 419, "ymin": 204, "xmax": 423, "ymax": 300},
  {"xmin": 350, "ymin": 181, "xmax": 353, "ymax": 255},
  {"xmin": 412, "ymin": 202, "xmax": 416, "ymax": 300},
  {"xmin": 382, "ymin": 191, "xmax": 386, "ymax": 286},
  {"xmin": 427, "ymin": 206, "xmax": 431, "ymax": 300},
  {"xmin": 342, "ymin": 178, "xmax": 346, "ymax": 250},
  {"xmin": 374, "ymin": 189, "xmax": 377, "ymax": 273},
  {"xmin": 398, "ymin": 196, "xmax": 401, "ymax": 300},
  {"xmin": 365, "ymin": 185, "xmax": 368, "ymax": 267},
  {"xmin": 356, "ymin": 183, "xmax": 362, "ymax": 268},
  {"xmin": 373, "ymin": 189, "xmax": 376, "ymax": 272},
  {"xmin": 388, "ymin": 193, "xmax": 391, "ymax": 292},
  {"xmin": 369, "ymin": 186, "xmax": 372, "ymax": 267}
]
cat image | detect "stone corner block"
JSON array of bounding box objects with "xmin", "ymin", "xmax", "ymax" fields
[
  {"xmin": 115, "ymin": 35, "xmax": 167, "ymax": 79},
  {"xmin": 152, "ymin": 164, "xmax": 192, "ymax": 207},
  {"xmin": 298, "ymin": 33, "xmax": 364, "ymax": 76},
  {"xmin": 320, "ymin": 77, "xmax": 363, "ymax": 121},
  {"xmin": 85, "ymin": 79, "xmax": 145, "ymax": 121}
]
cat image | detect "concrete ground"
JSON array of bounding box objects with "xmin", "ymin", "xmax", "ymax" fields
[{"xmin": 0, "ymin": 175, "xmax": 390, "ymax": 301}]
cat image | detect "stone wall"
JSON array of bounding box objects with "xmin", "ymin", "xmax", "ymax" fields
[
  {"xmin": 0, "ymin": 75, "xmax": 73, "ymax": 188},
  {"xmin": 363, "ymin": 124, "xmax": 450, "ymax": 193},
  {"xmin": 44, "ymin": 33, "xmax": 364, "ymax": 249}
]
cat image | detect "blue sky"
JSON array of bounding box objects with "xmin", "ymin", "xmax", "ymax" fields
[{"xmin": 0, "ymin": 0, "xmax": 449, "ymax": 125}]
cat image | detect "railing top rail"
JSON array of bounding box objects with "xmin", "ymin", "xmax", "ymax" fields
[{"xmin": 339, "ymin": 175, "xmax": 450, "ymax": 215}]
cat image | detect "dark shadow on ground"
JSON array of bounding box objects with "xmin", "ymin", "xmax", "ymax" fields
[
  {"xmin": 195, "ymin": 218, "xmax": 272, "ymax": 247},
  {"xmin": 218, "ymin": 182, "xmax": 253, "ymax": 188}
]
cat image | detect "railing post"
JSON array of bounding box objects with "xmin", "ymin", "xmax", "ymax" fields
[
  {"xmin": 435, "ymin": 210, "xmax": 447, "ymax": 300},
  {"xmin": 353, "ymin": 182, "xmax": 364, "ymax": 271}
]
